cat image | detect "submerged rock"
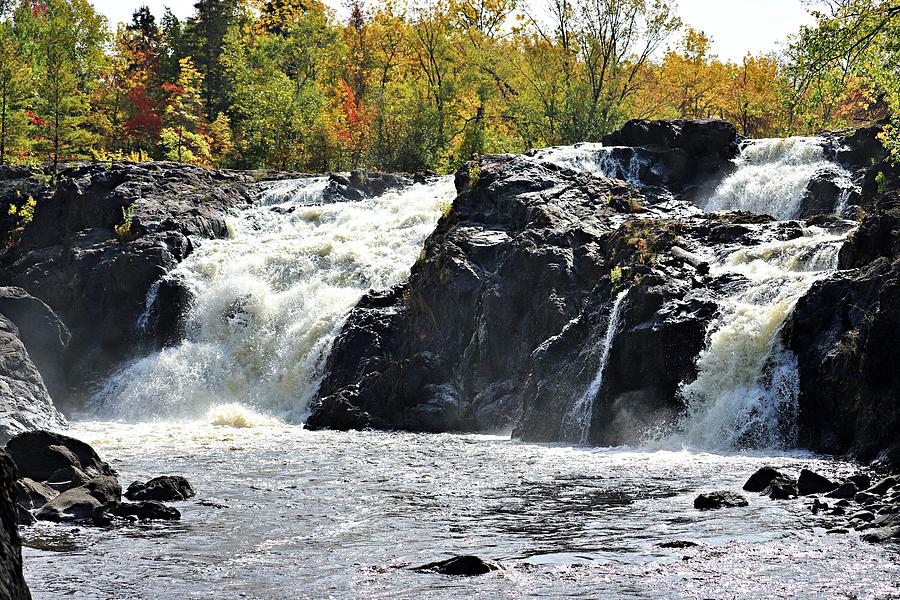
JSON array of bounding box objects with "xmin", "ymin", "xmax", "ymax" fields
[
  {"xmin": 865, "ymin": 476, "xmax": 898, "ymax": 496},
  {"xmin": 96, "ymin": 501, "xmax": 181, "ymax": 524},
  {"xmin": 414, "ymin": 555, "xmax": 498, "ymax": 576},
  {"xmin": 693, "ymin": 491, "xmax": 749, "ymax": 510},
  {"xmin": 825, "ymin": 482, "xmax": 858, "ymax": 499},
  {"xmin": 124, "ymin": 476, "xmax": 195, "ymax": 502}
]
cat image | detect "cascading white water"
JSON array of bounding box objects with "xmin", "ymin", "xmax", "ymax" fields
[
  {"xmin": 560, "ymin": 289, "xmax": 629, "ymax": 444},
  {"xmin": 89, "ymin": 177, "xmax": 455, "ymax": 422},
  {"xmin": 703, "ymin": 137, "xmax": 855, "ymax": 220},
  {"xmin": 530, "ymin": 143, "xmax": 646, "ymax": 185},
  {"xmin": 675, "ymin": 230, "xmax": 844, "ymax": 451}
]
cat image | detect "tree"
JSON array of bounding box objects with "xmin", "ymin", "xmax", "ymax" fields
[
  {"xmin": 0, "ymin": 19, "xmax": 30, "ymax": 165},
  {"xmin": 160, "ymin": 57, "xmax": 209, "ymax": 164},
  {"xmin": 182, "ymin": 0, "xmax": 239, "ymax": 119},
  {"xmin": 19, "ymin": 0, "xmax": 108, "ymax": 176}
]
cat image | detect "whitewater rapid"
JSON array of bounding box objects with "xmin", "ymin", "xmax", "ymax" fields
[{"xmin": 89, "ymin": 177, "xmax": 454, "ymax": 422}]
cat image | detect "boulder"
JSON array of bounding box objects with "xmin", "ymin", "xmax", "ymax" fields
[
  {"xmin": 323, "ymin": 170, "xmax": 414, "ymax": 202},
  {"xmin": 34, "ymin": 487, "xmax": 101, "ymax": 522},
  {"xmin": 13, "ymin": 478, "xmax": 57, "ymax": 510},
  {"xmin": 764, "ymin": 477, "xmax": 799, "ymax": 500},
  {"xmin": 124, "ymin": 476, "xmax": 195, "ymax": 502},
  {"xmin": 44, "ymin": 465, "xmax": 91, "ymax": 492},
  {"xmin": 0, "ymin": 161, "xmax": 289, "ymax": 396},
  {"xmin": 0, "ymin": 451, "xmax": 30, "ymax": 598},
  {"xmin": 825, "ymin": 482, "xmax": 858, "ymax": 499},
  {"xmin": 693, "ymin": 491, "xmax": 749, "ymax": 510},
  {"xmin": 34, "ymin": 476, "xmax": 120, "ymax": 522},
  {"xmin": 5, "ymin": 430, "xmax": 114, "ymax": 481},
  {"xmin": 743, "ymin": 467, "xmax": 785, "ymax": 492},
  {"xmin": 797, "ymin": 469, "xmax": 836, "ymax": 495},
  {"xmin": 865, "ymin": 476, "xmax": 898, "ymax": 496},
  {"xmin": 414, "ymin": 555, "xmax": 498, "ymax": 576}
]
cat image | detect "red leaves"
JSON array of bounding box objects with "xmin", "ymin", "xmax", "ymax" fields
[{"xmin": 26, "ymin": 111, "xmax": 46, "ymax": 128}]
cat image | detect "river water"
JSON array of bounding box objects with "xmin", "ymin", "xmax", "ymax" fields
[
  {"xmin": 18, "ymin": 138, "xmax": 900, "ymax": 598},
  {"xmin": 21, "ymin": 421, "xmax": 900, "ymax": 599}
]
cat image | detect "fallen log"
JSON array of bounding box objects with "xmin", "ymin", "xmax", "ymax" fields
[{"xmin": 671, "ymin": 246, "xmax": 710, "ymax": 275}]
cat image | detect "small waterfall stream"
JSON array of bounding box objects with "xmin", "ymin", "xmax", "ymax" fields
[
  {"xmin": 560, "ymin": 289, "xmax": 629, "ymax": 444},
  {"xmin": 89, "ymin": 177, "xmax": 454, "ymax": 422},
  {"xmin": 676, "ymin": 231, "xmax": 844, "ymax": 450}
]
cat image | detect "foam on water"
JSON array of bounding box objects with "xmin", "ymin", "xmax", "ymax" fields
[{"xmin": 88, "ymin": 177, "xmax": 454, "ymax": 422}]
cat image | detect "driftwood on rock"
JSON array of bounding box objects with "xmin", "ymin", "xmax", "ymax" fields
[{"xmin": 671, "ymin": 246, "xmax": 710, "ymax": 274}]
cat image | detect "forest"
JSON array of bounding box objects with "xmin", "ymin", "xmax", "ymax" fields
[{"xmin": 1, "ymin": 0, "xmax": 898, "ymax": 174}]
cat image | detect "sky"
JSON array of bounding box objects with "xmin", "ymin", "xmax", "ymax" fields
[{"xmin": 90, "ymin": 0, "xmax": 817, "ymax": 63}]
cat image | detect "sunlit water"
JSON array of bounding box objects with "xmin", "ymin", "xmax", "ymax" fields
[{"xmin": 21, "ymin": 420, "xmax": 900, "ymax": 599}]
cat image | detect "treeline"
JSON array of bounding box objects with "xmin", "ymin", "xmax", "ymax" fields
[{"xmin": 0, "ymin": 0, "xmax": 893, "ymax": 174}]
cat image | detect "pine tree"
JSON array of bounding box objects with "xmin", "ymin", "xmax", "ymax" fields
[{"xmin": 183, "ymin": 0, "xmax": 239, "ymax": 119}]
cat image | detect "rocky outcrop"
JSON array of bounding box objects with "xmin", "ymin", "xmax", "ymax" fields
[
  {"xmin": 0, "ymin": 161, "xmax": 287, "ymax": 404},
  {"xmin": 600, "ymin": 119, "xmax": 741, "ymax": 198},
  {"xmin": 323, "ymin": 169, "xmax": 427, "ymax": 202},
  {"xmin": 0, "ymin": 451, "xmax": 30, "ymax": 600},
  {"xmin": 785, "ymin": 199, "xmax": 900, "ymax": 466},
  {"xmin": 309, "ymin": 121, "xmax": 829, "ymax": 445},
  {"xmin": 124, "ymin": 476, "xmax": 195, "ymax": 502}
]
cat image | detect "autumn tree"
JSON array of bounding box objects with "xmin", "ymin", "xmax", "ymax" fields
[
  {"xmin": 160, "ymin": 57, "xmax": 210, "ymax": 164},
  {"xmin": 0, "ymin": 19, "xmax": 30, "ymax": 165}
]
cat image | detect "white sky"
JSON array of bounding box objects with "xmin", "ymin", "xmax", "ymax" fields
[{"xmin": 91, "ymin": 0, "xmax": 817, "ymax": 63}]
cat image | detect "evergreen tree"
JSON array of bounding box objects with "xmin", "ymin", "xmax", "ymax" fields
[{"xmin": 183, "ymin": 0, "xmax": 239, "ymax": 119}]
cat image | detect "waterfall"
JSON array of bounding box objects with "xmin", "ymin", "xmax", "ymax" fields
[
  {"xmin": 529, "ymin": 143, "xmax": 647, "ymax": 186},
  {"xmin": 88, "ymin": 177, "xmax": 454, "ymax": 422},
  {"xmin": 560, "ymin": 289, "xmax": 629, "ymax": 444},
  {"xmin": 703, "ymin": 137, "xmax": 854, "ymax": 219},
  {"xmin": 675, "ymin": 230, "xmax": 844, "ymax": 450}
]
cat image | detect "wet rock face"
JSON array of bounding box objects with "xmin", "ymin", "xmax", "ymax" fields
[
  {"xmin": 0, "ymin": 162, "xmax": 286, "ymax": 400},
  {"xmin": 785, "ymin": 203, "xmax": 900, "ymax": 466},
  {"xmin": 124, "ymin": 476, "xmax": 195, "ymax": 502},
  {"xmin": 0, "ymin": 314, "xmax": 66, "ymax": 443},
  {"xmin": 0, "ymin": 451, "xmax": 30, "ymax": 599},
  {"xmin": 694, "ymin": 491, "xmax": 748, "ymax": 510}
]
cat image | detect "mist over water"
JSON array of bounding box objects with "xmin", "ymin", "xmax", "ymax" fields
[{"xmin": 88, "ymin": 177, "xmax": 454, "ymax": 422}]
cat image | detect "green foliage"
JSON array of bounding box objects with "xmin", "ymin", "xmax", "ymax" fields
[
  {"xmin": 5, "ymin": 193, "xmax": 36, "ymax": 248},
  {"xmin": 114, "ymin": 204, "xmax": 138, "ymax": 243}
]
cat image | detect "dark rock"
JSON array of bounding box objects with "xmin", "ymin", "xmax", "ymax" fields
[
  {"xmin": 15, "ymin": 505, "xmax": 34, "ymax": 527},
  {"xmin": 5, "ymin": 430, "xmax": 115, "ymax": 481},
  {"xmin": 96, "ymin": 501, "xmax": 181, "ymax": 524},
  {"xmin": 785, "ymin": 203, "xmax": 900, "ymax": 462},
  {"xmin": 656, "ymin": 540, "xmax": 699, "ymax": 549},
  {"xmin": 865, "ymin": 476, "xmax": 898, "ymax": 496},
  {"xmin": 764, "ymin": 477, "xmax": 799, "ymax": 500},
  {"xmin": 124, "ymin": 476, "xmax": 195, "ymax": 502},
  {"xmin": 855, "ymin": 492, "xmax": 878, "ymax": 504},
  {"xmin": 800, "ymin": 170, "xmax": 857, "ymax": 218},
  {"xmin": 797, "ymin": 469, "xmax": 836, "ymax": 495},
  {"xmin": 826, "ymin": 528, "xmax": 849, "ymax": 534},
  {"xmin": 44, "ymin": 465, "xmax": 91, "ymax": 492},
  {"xmin": 848, "ymin": 473, "xmax": 872, "ymax": 490},
  {"xmin": 825, "ymin": 482, "xmax": 858, "ymax": 499},
  {"xmin": 743, "ymin": 467, "xmax": 785, "ymax": 492},
  {"xmin": 693, "ymin": 491, "xmax": 749, "ymax": 510},
  {"xmin": 850, "ymin": 510, "xmax": 876, "ymax": 523},
  {"xmin": 0, "ymin": 451, "xmax": 31, "ymax": 598},
  {"xmin": 862, "ymin": 526, "xmax": 900, "ymax": 543},
  {"xmin": 414, "ymin": 555, "xmax": 498, "ymax": 576},
  {"xmin": 323, "ymin": 170, "xmax": 414, "ymax": 202},
  {"xmin": 13, "ymin": 478, "xmax": 57, "ymax": 510},
  {"xmin": 34, "ymin": 476, "xmax": 120, "ymax": 522}
]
